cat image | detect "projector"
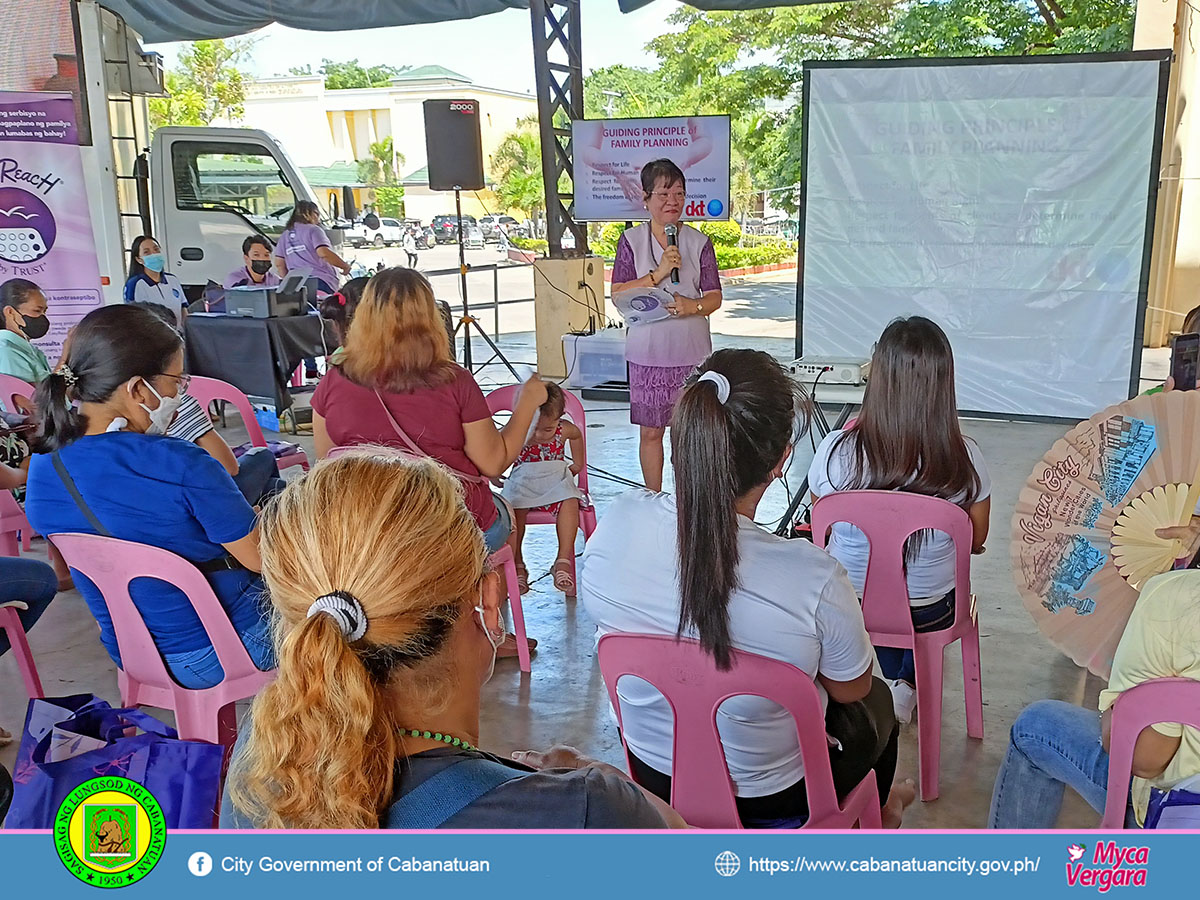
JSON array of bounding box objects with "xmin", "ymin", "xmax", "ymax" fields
[{"xmin": 789, "ymin": 356, "xmax": 871, "ymax": 386}]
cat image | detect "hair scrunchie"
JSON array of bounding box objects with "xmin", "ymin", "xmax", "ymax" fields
[
  {"xmin": 307, "ymin": 590, "xmax": 368, "ymax": 642},
  {"xmin": 697, "ymin": 370, "xmax": 730, "ymax": 405},
  {"xmin": 58, "ymin": 364, "xmax": 78, "ymax": 388}
]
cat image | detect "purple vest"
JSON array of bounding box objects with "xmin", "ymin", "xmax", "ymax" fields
[{"xmin": 623, "ymin": 223, "xmax": 712, "ymax": 368}]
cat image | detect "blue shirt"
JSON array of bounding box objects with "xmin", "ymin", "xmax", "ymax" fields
[
  {"xmin": 123, "ymin": 272, "xmax": 188, "ymax": 309},
  {"xmin": 25, "ymin": 432, "xmax": 264, "ymax": 661}
]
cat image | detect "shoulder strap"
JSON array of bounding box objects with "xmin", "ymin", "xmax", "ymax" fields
[
  {"xmin": 384, "ymin": 757, "xmax": 522, "ymax": 829},
  {"xmin": 373, "ymin": 390, "xmax": 488, "ymax": 485},
  {"xmin": 52, "ymin": 451, "xmax": 112, "ymax": 537}
]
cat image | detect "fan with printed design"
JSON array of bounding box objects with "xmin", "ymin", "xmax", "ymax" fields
[{"xmin": 1010, "ymin": 390, "xmax": 1200, "ymax": 678}]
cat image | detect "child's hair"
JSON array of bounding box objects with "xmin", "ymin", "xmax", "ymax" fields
[
  {"xmin": 540, "ymin": 382, "xmax": 565, "ymax": 419},
  {"xmin": 1182, "ymin": 304, "xmax": 1200, "ymax": 336},
  {"xmin": 319, "ymin": 276, "xmax": 369, "ymax": 344}
]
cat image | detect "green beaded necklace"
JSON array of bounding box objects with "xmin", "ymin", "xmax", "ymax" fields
[{"xmin": 399, "ymin": 728, "xmax": 477, "ymax": 752}]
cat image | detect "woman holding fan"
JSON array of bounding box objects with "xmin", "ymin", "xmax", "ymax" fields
[{"xmin": 609, "ymin": 159, "xmax": 722, "ymax": 492}]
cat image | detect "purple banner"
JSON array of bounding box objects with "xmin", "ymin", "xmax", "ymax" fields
[{"xmin": 0, "ymin": 91, "xmax": 102, "ymax": 363}]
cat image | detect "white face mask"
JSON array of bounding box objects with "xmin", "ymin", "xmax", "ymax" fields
[
  {"xmin": 475, "ymin": 589, "xmax": 505, "ymax": 684},
  {"xmin": 133, "ymin": 379, "xmax": 183, "ymax": 435}
]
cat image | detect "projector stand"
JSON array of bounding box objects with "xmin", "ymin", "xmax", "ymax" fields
[{"xmin": 453, "ymin": 187, "xmax": 519, "ymax": 380}]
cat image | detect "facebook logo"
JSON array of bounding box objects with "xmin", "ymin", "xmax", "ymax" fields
[{"xmin": 188, "ymin": 852, "xmax": 213, "ymax": 877}]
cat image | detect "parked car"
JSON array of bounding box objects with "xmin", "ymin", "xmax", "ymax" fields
[
  {"xmin": 479, "ymin": 214, "xmax": 521, "ymax": 242},
  {"xmin": 463, "ymin": 226, "xmax": 485, "ymax": 250},
  {"xmin": 348, "ymin": 216, "xmax": 406, "ymax": 248},
  {"xmin": 431, "ymin": 213, "xmax": 477, "ymax": 244}
]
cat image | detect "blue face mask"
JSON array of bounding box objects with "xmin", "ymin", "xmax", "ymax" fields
[{"xmin": 142, "ymin": 253, "xmax": 166, "ymax": 273}]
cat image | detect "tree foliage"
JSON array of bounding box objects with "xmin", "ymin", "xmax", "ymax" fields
[
  {"xmin": 149, "ymin": 39, "xmax": 254, "ymax": 129},
  {"xmin": 491, "ymin": 121, "xmax": 546, "ymax": 221},
  {"xmin": 289, "ymin": 59, "xmax": 410, "ymax": 90}
]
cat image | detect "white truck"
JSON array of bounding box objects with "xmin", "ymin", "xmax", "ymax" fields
[
  {"xmin": 72, "ymin": 1, "xmax": 343, "ymax": 305},
  {"xmin": 347, "ymin": 216, "xmax": 406, "ymax": 249}
]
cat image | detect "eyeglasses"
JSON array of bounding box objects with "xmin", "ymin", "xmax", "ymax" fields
[
  {"xmin": 650, "ymin": 190, "xmax": 686, "ymax": 202},
  {"xmin": 156, "ymin": 373, "xmax": 192, "ymax": 392}
]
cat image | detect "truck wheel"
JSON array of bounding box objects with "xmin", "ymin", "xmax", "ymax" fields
[{"xmin": 373, "ymin": 234, "xmax": 385, "ymax": 249}]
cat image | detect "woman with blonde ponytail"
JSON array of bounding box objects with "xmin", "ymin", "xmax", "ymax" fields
[
  {"xmin": 581, "ymin": 349, "xmax": 914, "ymax": 828},
  {"xmin": 224, "ymin": 451, "xmax": 681, "ymax": 829}
]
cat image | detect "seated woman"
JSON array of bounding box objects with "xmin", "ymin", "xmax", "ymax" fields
[
  {"xmin": 25, "ymin": 305, "xmax": 273, "ymax": 689},
  {"xmin": 311, "ymin": 267, "xmax": 546, "ymax": 555},
  {"xmin": 123, "ymin": 235, "xmax": 187, "ymax": 316},
  {"xmin": 581, "ymin": 349, "xmax": 912, "ymax": 828},
  {"xmin": 990, "ymin": 569, "xmax": 1200, "ymax": 828},
  {"xmin": 224, "ymin": 235, "xmax": 282, "ymax": 290},
  {"xmin": 130, "ymin": 302, "xmax": 284, "ymax": 505},
  {"xmin": 223, "ymin": 452, "xmax": 682, "ymax": 829},
  {"xmin": 0, "ymin": 278, "xmax": 52, "ymax": 385},
  {"xmin": 807, "ymin": 316, "xmax": 990, "ymax": 724}
]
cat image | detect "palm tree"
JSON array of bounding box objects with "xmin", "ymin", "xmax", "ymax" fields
[
  {"xmin": 491, "ymin": 128, "xmax": 544, "ymax": 226},
  {"xmin": 364, "ymin": 137, "xmax": 403, "ymax": 185}
]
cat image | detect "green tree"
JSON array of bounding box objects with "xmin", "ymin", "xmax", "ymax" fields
[
  {"xmin": 491, "ymin": 124, "xmax": 545, "ymax": 223},
  {"xmin": 290, "ymin": 59, "xmax": 410, "ymax": 90},
  {"xmin": 149, "ymin": 39, "xmax": 254, "ymax": 129},
  {"xmin": 375, "ymin": 185, "xmax": 405, "ymax": 217},
  {"xmin": 583, "ymin": 65, "xmax": 677, "ymax": 119}
]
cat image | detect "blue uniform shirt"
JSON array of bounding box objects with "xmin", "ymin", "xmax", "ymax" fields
[{"xmin": 25, "ymin": 432, "xmax": 264, "ymax": 662}]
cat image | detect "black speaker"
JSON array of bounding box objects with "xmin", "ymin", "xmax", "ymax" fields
[{"xmin": 423, "ymin": 99, "xmax": 485, "ymax": 191}]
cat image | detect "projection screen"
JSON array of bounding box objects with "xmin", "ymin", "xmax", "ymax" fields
[{"xmin": 798, "ymin": 53, "xmax": 1171, "ymax": 420}]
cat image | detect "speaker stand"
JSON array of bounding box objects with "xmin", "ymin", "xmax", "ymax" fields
[{"xmin": 453, "ymin": 188, "xmax": 519, "ymax": 380}]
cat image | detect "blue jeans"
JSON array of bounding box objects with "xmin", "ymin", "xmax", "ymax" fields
[
  {"xmin": 875, "ymin": 590, "xmax": 956, "ymax": 684},
  {"xmin": 482, "ymin": 492, "xmax": 513, "ymax": 553},
  {"xmin": 989, "ymin": 699, "xmax": 1135, "ymax": 828},
  {"xmin": 0, "ymin": 557, "xmax": 57, "ymax": 656},
  {"xmin": 233, "ymin": 447, "xmax": 286, "ymax": 505},
  {"xmin": 162, "ymin": 611, "xmax": 275, "ymax": 690}
]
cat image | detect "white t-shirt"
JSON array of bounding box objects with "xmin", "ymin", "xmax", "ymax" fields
[
  {"xmin": 579, "ymin": 490, "xmax": 874, "ymax": 797},
  {"xmin": 125, "ymin": 272, "xmax": 187, "ymax": 310},
  {"xmin": 807, "ymin": 429, "xmax": 990, "ymax": 601}
]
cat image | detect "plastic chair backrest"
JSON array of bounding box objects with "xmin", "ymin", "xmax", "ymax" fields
[
  {"xmin": 811, "ymin": 490, "xmax": 972, "ymax": 635},
  {"xmin": 1102, "ymin": 677, "xmax": 1200, "ymax": 828},
  {"xmin": 486, "ymin": 384, "xmax": 589, "ymax": 495},
  {"xmin": 187, "ymin": 376, "xmax": 267, "ymax": 448},
  {"xmin": 597, "ymin": 633, "xmax": 843, "ymax": 828},
  {"xmin": 0, "ymin": 373, "xmax": 34, "ymax": 415},
  {"xmin": 50, "ymin": 532, "xmax": 262, "ymax": 690}
]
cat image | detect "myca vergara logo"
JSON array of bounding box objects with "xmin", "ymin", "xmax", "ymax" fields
[
  {"xmin": 54, "ymin": 777, "xmax": 166, "ymax": 888},
  {"xmin": 1065, "ymin": 841, "xmax": 1149, "ymax": 892}
]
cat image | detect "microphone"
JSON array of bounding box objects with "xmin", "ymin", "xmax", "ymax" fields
[{"xmin": 664, "ymin": 223, "xmax": 679, "ymax": 284}]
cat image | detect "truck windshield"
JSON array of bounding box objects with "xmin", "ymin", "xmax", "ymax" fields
[{"xmin": 171, "ymin": 141, "xmax": 298, "ymax": 238}]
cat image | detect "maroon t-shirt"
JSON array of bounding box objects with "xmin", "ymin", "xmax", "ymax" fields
[{"xmin": 311, "ymin": 364, "xmax": 497, "ymax": 529}]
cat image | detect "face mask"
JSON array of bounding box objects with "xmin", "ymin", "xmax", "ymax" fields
[
  {"xmin": 475, "ymin": 592, "xmax": 505, "ymax": 684},
  {"xmin": 250, "ymin": 259, "xmax": 273, "ymax": 275},
  {"xmin": 19, "ymin": 314, "xmax": 49, "ymax": 340},
  {"xmin": 142, "ymin": 253, "xmax": 166, "ymax": 273},
  {"xmin": 134, "ymin": 379, "xmax": 183, "ymax": 435}
]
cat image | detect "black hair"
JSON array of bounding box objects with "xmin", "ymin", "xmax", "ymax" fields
[
  {"xmin": 641, "ymin": 158, "xmax": 686, "ymax": 197},
  {"xmin": 0, "ymin": 278, "xmax": 43, "ymax": 311},
  {"xmin": 32, "ymin": 305, "xmax": 182, "ymax": 453},
  {"xmin": 242, "ymin": 234, "xmax": 273, "ymax": 256},
  {"xmin": 128, "ymin": 300, "xmax": 178, "ymax": 329},
  {"xmin": 319, "ymin": 276, "xmax": 369, "ymax": 344},
  {"xmin": 540, "ymin": 382, "xmax": 565, "ymax": 418},
  {"xmin": 127, "ymin": 235, "xmax": 158, "ymax": 279},
  {"xmin": 671, "ymin": 349, "xmax": 808, "ymax": 669},
  {"xmin": 285, "ymin": 200, "xmax": 322, "ymax": 231}
]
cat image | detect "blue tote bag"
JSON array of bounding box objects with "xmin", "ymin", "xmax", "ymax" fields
[{"xmin": 5, "ymin": 696, "xmax": 223, "ymax": 829}]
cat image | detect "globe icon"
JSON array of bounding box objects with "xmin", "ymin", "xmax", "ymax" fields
[{"xmin": 714, "ymin": 850, "xmax": 741, "ymax": 877}]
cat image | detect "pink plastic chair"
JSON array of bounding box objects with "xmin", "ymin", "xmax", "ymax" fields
[
  {"xmin": 598, "ymin": 633, "xmax": 881, "ymax": 829},
  {"xmin": 1102, "ymin": 677, "xmax": 1200, "ymax": 828},
  {"xmin": 0, "ymin": 601, "xmax": 44, "ymax": 698},
  {"xmin": 188, "ymin": 375, "xmax": 309, "ymax": 473},
  {"xmin": 811, "ymin": 489, "xmax": 983, "ymax": 801},
  {"xmin": 0, "ymin": 373, "xmax": 33, "ymax": 416},
  {"xmin": 50, "ymin": 532, "xmax": 275, "ymax": 745},
  {"xmin": 485, "ymin": 385, "xmax": 598, "ymax": 586},
  {"xmin": 0, "ymin": 489, "xmax": 33, "ymax": 554}
]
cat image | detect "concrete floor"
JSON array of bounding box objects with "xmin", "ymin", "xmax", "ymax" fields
[{"xmin": 3, "ymin": 283, "xmax": 1161, "ymax": 829}]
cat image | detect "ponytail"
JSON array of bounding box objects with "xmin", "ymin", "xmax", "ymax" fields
[
  {"xmin": 32, "ymin": 371, "xmax": 85, "ymax": 452},
  {"xmin": 285, "ymin": 200, "xmax": 321, "ymax": 231},
  {"xmin": 671, "ymin": 350, "xmax": 806, "ymax": 671},
  {"xmin": 229, "ymin": 612, "xmax": 398, "ymax": 829}
]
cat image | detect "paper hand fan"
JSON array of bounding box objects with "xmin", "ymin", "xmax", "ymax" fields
[
  {"xmin": 1010, "ymin": 390, "xmax": 1200, "ymax": 678},
  {"xmin": 611, "ymin": 287, "xmax": 673, "ymax": 327}
]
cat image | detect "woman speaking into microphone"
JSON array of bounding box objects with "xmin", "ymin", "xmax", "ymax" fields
[{"xmin": 610, "ymin": 159, "xmax": 723, "ymax": 491}]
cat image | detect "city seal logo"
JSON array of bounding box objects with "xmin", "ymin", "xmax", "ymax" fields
[{"xmin": 54, "ymin": 777, "xmax": 166, "ymax": 888}]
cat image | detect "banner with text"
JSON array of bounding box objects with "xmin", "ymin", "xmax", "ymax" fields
[
  {"xmin": 0, "ymin": 91, "xmax": 104, "ymax": 363},
  {"xmin": 573, "ymin": 115, "xmax": 731, "ymax": 222}
]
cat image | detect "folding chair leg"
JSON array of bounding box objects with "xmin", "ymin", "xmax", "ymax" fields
[{"xmin": 962, "ymin": 627, "xmax": 984, "ymax": 740}]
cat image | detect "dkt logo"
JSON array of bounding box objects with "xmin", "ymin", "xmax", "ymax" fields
[{"xmin": 684, "ymin": 199, "xmax": 725, "ymax": 218}]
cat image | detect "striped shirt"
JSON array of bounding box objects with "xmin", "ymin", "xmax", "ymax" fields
[{"xmin": 167, "ymin": 394, "xmax": 213, "ymax": 444}]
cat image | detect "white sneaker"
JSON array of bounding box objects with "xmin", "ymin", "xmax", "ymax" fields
[{"xmin": 888, "ymin": 679, "xmax": 917, "ymax": 725}]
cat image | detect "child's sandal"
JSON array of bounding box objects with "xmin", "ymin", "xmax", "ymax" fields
[{"xmin": 552, "ymin": 559, "xmax": 576, "ymax": 597}]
